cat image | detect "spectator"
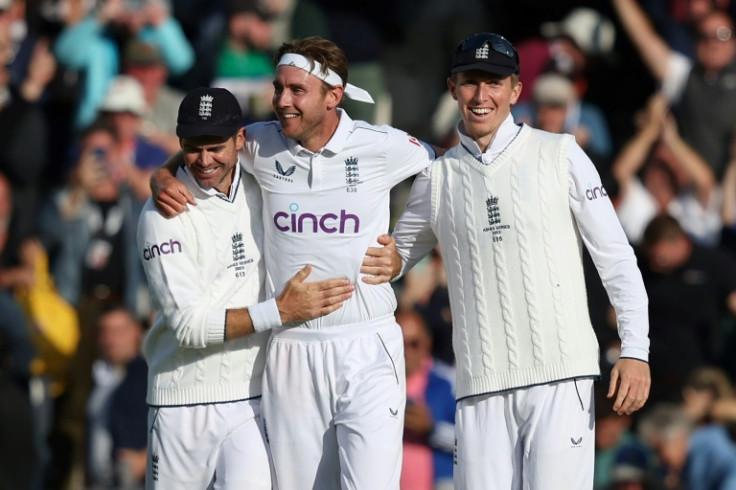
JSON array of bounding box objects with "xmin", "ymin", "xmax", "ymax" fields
[
  {"xmin": 681, "ymin": 365, "xmax": 736, "ymax": 430},
  {"xmin": 0, "ymin": 328, "xmax": 34, "ymax": 490},
  {"xmin": 97, "ymin": 74, "xmax": 170, "ymax": 201},
  {"xmin": 395, "ymin": 248, "xmax": 454, "ymax": 366},
  {"xmin": 37, "ymin": 117, "xmax": 147, "ymax": 317},
  {"xmin": 594, "ymin": 387, "xmax": 654, "ymax": 490},
  {"xmin": 53, "ymin": 0, "xmax": 194, "ymax": 129},
  {"xmin": 612, "ymin": 93, "xmax": 720, "ymax": 246},
  {"xmin": 0, "ymin": 172, "xmax": 35, "ymax": 381},
  {"xmin": 720, "ymin": 146, "xmax": 736, "ymax": 252},
  {"xmin": 638, "ymin": 214, "xmax": 736, "ymax": 404},
  {"xmin": 0, "ymin": 19, "xmax": 56, "ymax": 267},
  {"xmin": 397, "ymin": 308, "xmax": 455, "ymax": 490},
  {"xmin": 86, "ymin": 305, "xmax": 146, "ymax": 489},
  {"xmin": 13, "ymin": 236, "xmax": 80, "ymax": 490},
  {"xmin": 37, "ymin": 118, "xmax": 148, "ymax": 489},
  {"xmin": 643, "ymin": 0, "xmax": 731, "ymax": 61},
  {"xmin": 385, "ymin": 0, "xmax": 490, "ymax": 144},
  {"xmin": 613, "ymin": 0, "xmax": 736, "ymax": 178},
  {"xmin": 516, "ymin": 7, "xmax": 617, "ymax": 104},
  {"xmin": 607, "ymin": 445, "xmax": 655, "ymax": 490},
  {"xmin": 513, "ymin": 70, "xmax": 614, "ymax": 162},
  {"xmin": 638, "ymin": 402, "xmax": 736, "ymax": 489},
  {"xmin": 211, "ymin": 0, "xmax": 276, "ymax": 122},
  {"xmin": 121, "ymin": 39, "xmax": 184, "ymax": 155}
]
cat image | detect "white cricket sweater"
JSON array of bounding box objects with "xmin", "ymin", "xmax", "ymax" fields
[
  {"xmin": 431, "ymin": 126, "xmax": 601, "ymax": 400},
  {"xmin": 137, "ymin": 167, "xmax": 269, "ymax": 406}
]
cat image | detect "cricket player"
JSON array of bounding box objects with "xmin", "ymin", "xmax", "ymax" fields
[{"xmin": 392, "ymin": 32, "xmax": 651, "ymax": 489}]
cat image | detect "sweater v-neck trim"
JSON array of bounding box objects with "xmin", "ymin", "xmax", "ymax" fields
[{"xmin": 459, "ymin": 124, "xmax": 530, "ymax": 175}]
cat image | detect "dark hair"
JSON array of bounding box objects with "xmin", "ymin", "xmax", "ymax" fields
[
  {"xmin": 80, "ymin": 116, "xmax": 120, "ymax": 143},
  {"xmin": 641, "ymin": 214, "xmax": 686, "ymax": 249},
  {"xmin": 275, "ymin": 37, "xmax": 349, "ymax": 92}
]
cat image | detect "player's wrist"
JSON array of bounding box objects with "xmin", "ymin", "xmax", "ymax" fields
[{"xmin": 249, "ymin": 298, "xmax": 282, "ymax": 332}]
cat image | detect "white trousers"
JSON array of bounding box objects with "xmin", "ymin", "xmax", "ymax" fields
[
  {"xmin": 455, "ymin": 378, "xmax": 595, "ymax": 490},
  {"xmin": 145, "ymin": 398, "xmax": 272, "ymax": 490},
  {"xmin": 262, "ymin": 317, "xmax": 406, "ymax": 490}
]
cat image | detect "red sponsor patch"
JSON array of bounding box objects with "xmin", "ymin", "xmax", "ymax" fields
[{"xmin": 408, "ymin": 135, "xmax": 421, "ymax": 147}]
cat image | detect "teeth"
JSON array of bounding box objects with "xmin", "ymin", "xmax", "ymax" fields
[
  {"xmin": 470, "ymin": 108, "xmax": 491, "ymax": 115},
  {"xmin": 282, "ymin": 114, "xmax": 298, "ymax": 119},
  {"xmin": 199, "ymin": 168, "xmax": 216, "ymax": 174}
]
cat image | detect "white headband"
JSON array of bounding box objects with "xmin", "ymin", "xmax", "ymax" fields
[{"xmin": 277, "ymin": 53, "xmax": 375, "ymax": 104}]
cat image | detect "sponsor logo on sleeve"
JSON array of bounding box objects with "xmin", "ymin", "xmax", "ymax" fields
[
  {"xmin": 585, "ymin": 184, "xmax": 608, "ymax": 201},
  {"xmin": 142, "ymin": 239, "xmax": 183, "ymax": 261}
]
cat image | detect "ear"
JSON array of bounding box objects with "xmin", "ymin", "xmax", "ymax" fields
[
  {"xmin": 326, "ymin": 85, "xmax": 344, "ymax": 110},
  {"xmin": 447, "ymin": 77, "xmax": 458, "ymax": 101},
  {"xmin": 234, "ymin": 127, "xmax": 245, "ymax": 150},
  {"xmin": 510, "ymin": 80, "xmax": 522, "ymax": 105}
]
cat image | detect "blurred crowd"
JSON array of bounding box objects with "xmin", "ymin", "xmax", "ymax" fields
[{"xmin": 3, "ymin": 0, "xmax": 736, "ymax": 488}]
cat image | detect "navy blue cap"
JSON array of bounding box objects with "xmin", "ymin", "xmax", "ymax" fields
[
  {"xmin": 450, "ymin": 33, "xmax": 520, "ymax": 76},
  {"xmin": 176, "ymin": 87, "xmax": 243, "ymax": 139}
]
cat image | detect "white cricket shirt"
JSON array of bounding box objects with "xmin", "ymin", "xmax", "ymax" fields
[{"xmin": 242, "ymin": 109, "xmax": 435, "ymax": 328}]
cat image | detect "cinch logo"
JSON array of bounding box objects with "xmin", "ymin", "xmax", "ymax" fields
[
  {"xmin": 274, "ymin": 203, "xmax": 360, "ymax": 234},
  {"xmin": 142, "ymin": 239, "xmax": 182, "ymax": 260},
  {"xmin": 585, "ymin": 185, "xmax": 608, "ymax": 201}
]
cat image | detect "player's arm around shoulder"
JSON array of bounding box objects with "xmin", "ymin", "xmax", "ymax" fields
[{"xmin": 150, "ymin": 153, "xmax": 195, "ymax": 217}]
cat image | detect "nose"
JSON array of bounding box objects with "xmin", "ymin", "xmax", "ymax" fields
[
  {"xmin": 197, "ymin": 150, "xmax": 212, "ymax": 165},
  {"xmin": 274, "ymin": 88, "xmax": 291, "ymax": 108},
  {"xmin": 472, "ymin": 84, "xmax": 487, "ymax": 103}
]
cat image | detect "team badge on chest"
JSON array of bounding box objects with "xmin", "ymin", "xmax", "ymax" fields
[{"xmin": 345, "ymin": 157, "xmax": 362, "ymax": 193}]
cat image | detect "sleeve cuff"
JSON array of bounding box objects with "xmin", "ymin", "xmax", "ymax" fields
[
  {"xmin": 248, "ymin": 299, "xmax": 282, "ymax": 333},
  {"xmin": 619, "ymin": 347, "xmax": 649, "ymax": 363},
  {"xmin": 206, "ymin": 308, "xmax": 227, "ymax": 345}
]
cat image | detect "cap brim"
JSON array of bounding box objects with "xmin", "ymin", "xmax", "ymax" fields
[
  {"xmin": 176, "ymin": 124, "xmax": 242, "ymax": 139},
  {"xmin": 450, "ymin": 62, "xmax": 517, "ymax": 76}
]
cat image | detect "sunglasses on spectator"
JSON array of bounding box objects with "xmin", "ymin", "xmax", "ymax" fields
[{"xmin": 698, "ymin": 26, "xmax": 732, "ymax": 42}]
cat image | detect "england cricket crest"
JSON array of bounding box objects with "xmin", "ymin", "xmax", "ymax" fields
[
  {"xmin": 228, "ymin": 231, "xmax": 254, "ymax": 278},
  {"xmin": 198, "ymin": 94, "xmax": 213, "ymax": 119},
  {"xmin": 483, "ymin": 195, "xmax": 509, "ymax": 242},
  {"xmin": 345, "ymin": 156, "xmax": 362, "ymax": 193}
]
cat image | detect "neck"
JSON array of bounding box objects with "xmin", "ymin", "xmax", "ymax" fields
[
  {"xmin": 214, "ymin": 167, "xmax": 237, "ymax": 196},
  {"xmin": 301, "ymin": 111, "xmax": 340, "ymax": 153}
]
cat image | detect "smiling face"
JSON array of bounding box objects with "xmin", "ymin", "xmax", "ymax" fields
[
  {"xmin": 448, "ymin": 70, "xmax": 522, "ymax": 151},
  {"xmin": 272, "ymin": 64, "xmax": 342, "ymax": 152},
  {"xmin": 180, "ymin": 129, "xmax": 244, "ymax": 194}
]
